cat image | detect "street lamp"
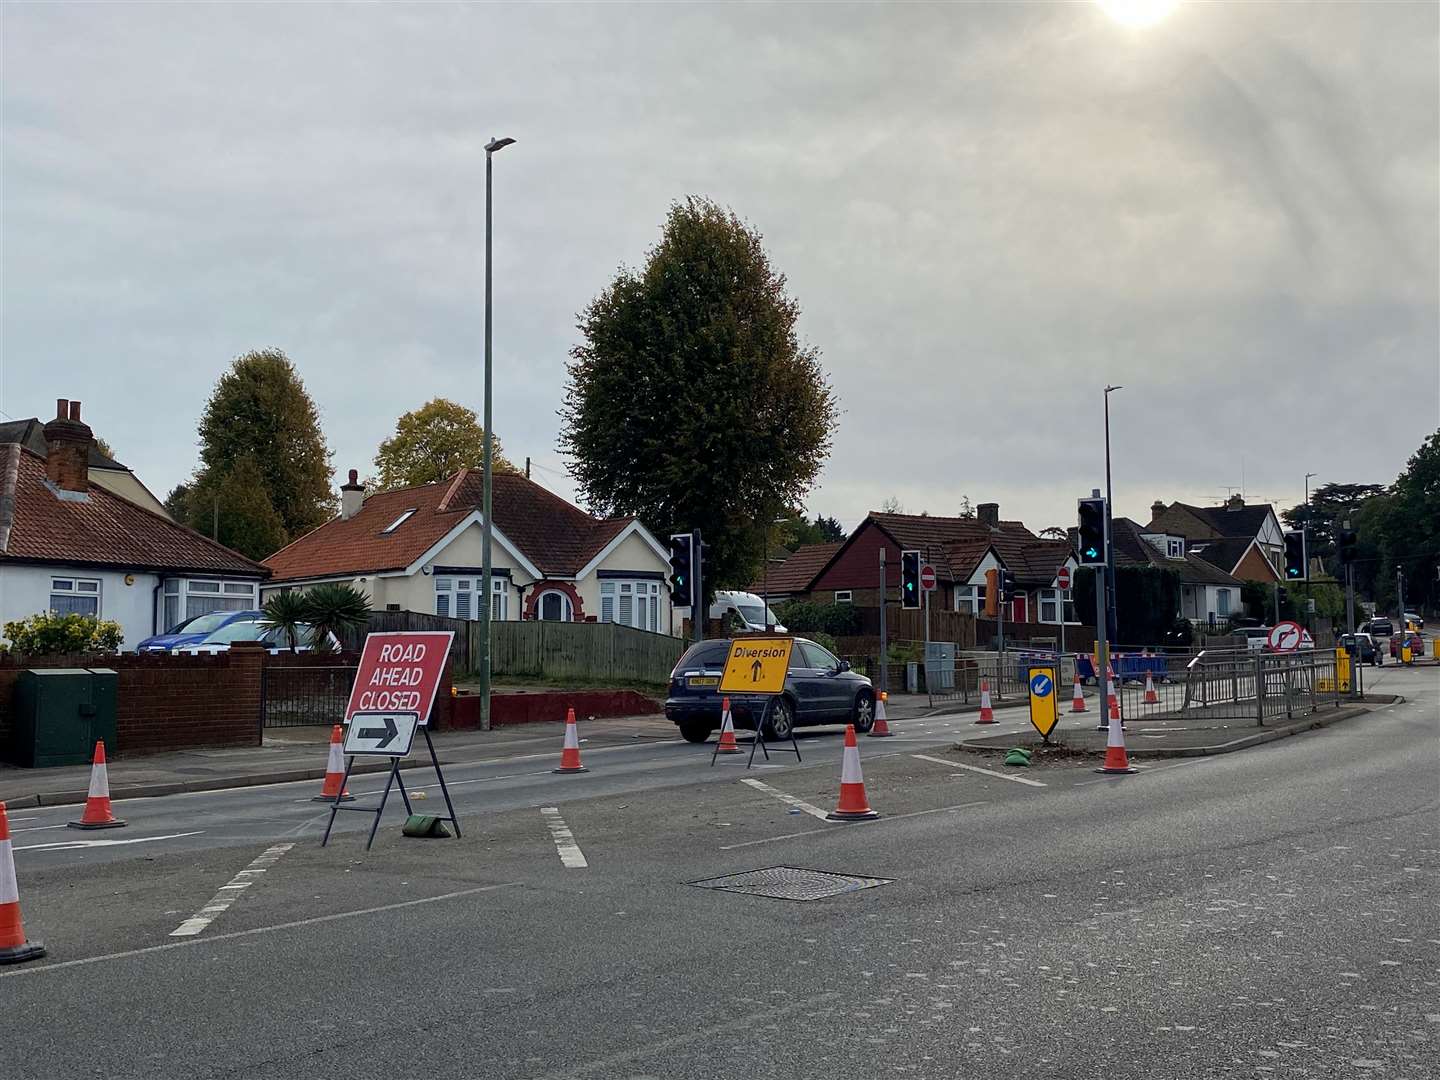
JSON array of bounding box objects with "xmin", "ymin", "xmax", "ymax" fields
[
  {"xmin": 479, "ymin": 135, "xmax": 515, "ymax": 732},
  {"xmin": 1103, "ymin": 385, "xmax": 1122, "ymax": 643}
]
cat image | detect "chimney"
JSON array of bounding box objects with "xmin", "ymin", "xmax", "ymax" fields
[
  {"xmin": 340, "ymin": 469, "xmax": 365, "ymax": 520},
  {"xmin": 42, "ymin": 398, "xmax": 93, "ymax": 493},
  {"xmin": 1225, "ymin": 493, "xmax": 1245, "ymax": 510},
  {"xmin": 977, "ymin": 502, "xmax": 1000, "ymax": 529},
  {"xmin": 1151, "ymin": 500, "xmax": 1167, "ymax": 521}
]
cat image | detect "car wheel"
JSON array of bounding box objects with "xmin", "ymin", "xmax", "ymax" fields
[
  {"xmin": 764, "ymin": 697, "xmax": 796, "ymax": 741},
  {"xmin": 679, "ymin": 721, "xmax": 711, "ymax": 744},
  {"xmin": 852, "ymin": 691, "xmax": 875, "ymax": 733}
]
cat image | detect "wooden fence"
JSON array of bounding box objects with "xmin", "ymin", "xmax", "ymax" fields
[{"xmin": 359, "ymin": 611, "xmax": 685, "ymax": 686}]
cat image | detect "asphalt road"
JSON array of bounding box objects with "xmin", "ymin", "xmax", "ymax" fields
[{"xmin": 2, "ymin": 663, "xmax": 1435, "ymax": 1079}]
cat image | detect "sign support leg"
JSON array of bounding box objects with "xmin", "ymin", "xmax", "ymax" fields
[
  {"xmin": 321, "ymin": 755, "xmax": 358, "ymax": 848},
  {"xmin": 424, "ymin": 726, "xmax": 461, "ymax": 838},
  {"xmin": 365, "ymin": 761, "xmax": 400, "ymax": 851}
]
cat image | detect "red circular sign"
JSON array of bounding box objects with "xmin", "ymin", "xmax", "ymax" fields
[
  {"xmin": 1056, "ymin": 566, "xmax": 1072, "ymax": 589},
  {"xmin": 920, "ymin": 564, "xmax": 937, "ymax": 591}
]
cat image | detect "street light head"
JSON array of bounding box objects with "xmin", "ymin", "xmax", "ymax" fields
[
  {"xmin": 1105, "ymin": 384, "xmax": 1124, "ymax": 394},
  {"xmin": 486, "ymin": 136, "xmax": 516, "ymax": 154}
]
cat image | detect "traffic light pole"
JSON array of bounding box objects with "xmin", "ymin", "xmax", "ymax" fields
[
  {"xmin": 1274, "ymin": 581, "xmax": 1281, "ymax": 625},
  {"xmin": 1397, "ymin": 568, "xmax": 1405, "ymax": 629},
  {"xmin": 692, "ymin": 528, "xmax": 703, "ymax": 645},
  {"xmin": 1094, "ymin": 564, "xmax": 1108, "ymax": 703}
]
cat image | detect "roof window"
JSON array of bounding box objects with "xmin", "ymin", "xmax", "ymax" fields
[{"xmin": 382, "ymin": 508, "xmax": 417, "ymax": 534}]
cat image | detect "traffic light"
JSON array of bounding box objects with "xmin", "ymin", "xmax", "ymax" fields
[
  {"xmin": 1336, "ymin": 527, "xmax": 1358, "ymax": 566},
  {"xmin": 1284, "ymin": 530, "xmax": 1306, "ymax": 580},
  {"xmin": 667, "ymin": 533, "xmax": 693, "ymax": 606},
  {"xmin": 998, "ymin": 569, "xmax": 1017, "ymax": 603},
  {"xmin": 984, "ymin": 568, "xmax": 999, "ymax": 617},
  {"xmin": 900, "ymin": 549, "xmax": 921, "ymax": 610},
  {"xmin": 1077, "ymin": 497, "xmax": 1107, "ymax": 566},
  {"xmin": 1277, "ymin": 586, "xmax": 1288, "ymax": 607}
]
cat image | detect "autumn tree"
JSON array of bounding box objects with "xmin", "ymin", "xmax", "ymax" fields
[
  {"xmin": 181, "ymin": 457, "xmax": 288, "ymax": 561},
  {"xmin": 562, "ymin": 198, "xmax": 837, "ymax": 593},
  {"xmin": 373, "ymin": 398, "xmax": 513, "ymax": 491}
]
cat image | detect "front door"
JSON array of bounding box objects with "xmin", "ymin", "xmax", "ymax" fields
[{"xmin": 1011, "ymin": 593, "xmax": 1028, "ymax": 624}]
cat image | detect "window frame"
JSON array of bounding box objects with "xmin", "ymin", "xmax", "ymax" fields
[
  {"xmin": 50, "ymin": 576, "xmax": 102, "ymax": 617},
  {"xmin": 381, "ymin": 508, "xmax": 417, "ymax": 534},
  {"xmin": 599, "ymin": 578, "xmax": 662, "ymax": 631},
  {"xmin": 833, "ymin": 590, "xmax": 852, "ymax": 604},
  {"xmin": 537, "ymin": 590, "xmax": 573, "ymax": 622}
]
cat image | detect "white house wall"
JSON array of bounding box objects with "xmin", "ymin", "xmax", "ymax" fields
[
  {"xmin": 574, "ymin": 530, "xmax": 674, "ymax": 627},
  {"xmin": 0, "ymin": 564, "xmax": 160, "ymax": 649}
]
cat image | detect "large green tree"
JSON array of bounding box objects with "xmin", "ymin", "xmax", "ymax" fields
[
  {"xmin": 1364, "ymin": 430, "xmax": 1440, "ymax": 615},
  {"xmin": 1281, "ymin": 482, "xmax": 1385, "ymax": 576},
  {"xmin": 373, "ymin": 397, "xmax": 513, "ymax": 491},
  {"xmin": 181, "ymin": 457, "xmax": 288, "ymax": 561},
  {"xmin": 562, "ymin": 198, "xmax": 838, "ymax": 593},
  {"xmin": 192, "ymin": 349, "xmax": 335, "ymax": 539}
]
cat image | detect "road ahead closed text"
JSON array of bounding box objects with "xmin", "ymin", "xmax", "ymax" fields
[{"xmin": 344, "ymin": 631, "xmax": 454, "ymax": 726}]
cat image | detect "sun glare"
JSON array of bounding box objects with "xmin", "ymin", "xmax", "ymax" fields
[{"xmin": 1095, "ymin": 0, "xmax": 1180, "ymax": 29}]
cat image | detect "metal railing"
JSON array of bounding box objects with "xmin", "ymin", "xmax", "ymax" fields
[
  {"xmin": 262, "ymin": 665, "xmax": 357, "ymax": 727},
  {"xmin": 922, "ymin": 647, "xmax": 1074, "ymax": 707},
  {"xmin": 1180, "ymin": 648, "xmax": 1352, "ymax": 724}
]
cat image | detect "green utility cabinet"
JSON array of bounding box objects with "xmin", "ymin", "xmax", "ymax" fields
[{"xmin": 8, "ymin": 668, "xmax": 118, "ymax": 768}]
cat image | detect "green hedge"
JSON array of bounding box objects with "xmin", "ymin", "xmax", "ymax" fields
[{"xmin": 773, "ymin": 600, "xmax": 863, "ymax": 638}]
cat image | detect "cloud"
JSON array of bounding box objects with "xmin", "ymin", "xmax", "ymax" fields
[{"xmin": 2, "ymin": 1, "xmax": 1435, "ymax": 536}]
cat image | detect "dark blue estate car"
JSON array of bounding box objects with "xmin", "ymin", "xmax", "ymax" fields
[
  {"xmin": 665, "ymin": 638, "xmax": 875, "ymax": 744},
  {"xmin": 135, "ymin": 609, "xmax": 263, "ymax": 653}
]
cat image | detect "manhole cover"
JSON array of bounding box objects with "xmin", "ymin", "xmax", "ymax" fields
[{"xmin": 689, "ymin": 865, "xmax": 892, "ymax": 902}]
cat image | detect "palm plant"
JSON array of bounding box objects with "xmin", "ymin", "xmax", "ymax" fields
[
  {"xmin": 259, "ymin": 590, "xmax": 310, "ymax": 652},
  {"xmin": 299, "ymin": 583, "xmax": 372, "ymax": 653}
]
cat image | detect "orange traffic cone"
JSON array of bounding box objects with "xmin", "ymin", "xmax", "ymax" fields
[
  {"xmin": 714, "ymin": 698, "xmax": 743, "ymax": 754},
  {"xmin": 554, "ymin": 707, "xmax": 588, "ymax": 773},
  {"xmin": 68, "ymin": 741, "xmax": 125, "ymax": 829},
  {"xmin": 1096, "ymin": 707, "xmax": 1138, "ymax": 775},
  {"xmin": 1143, "ymin": 671, "xmax": 1160, "ymax": 705},
  {"xmin": 313, "ymin": 725, "xmax": 354, "ymax": 802},
  {"xmin": 975, "ymin": 679, "xmax": 996, "ymax": 724},
  {"xmin": 1098, "ymin": 673, "xmax": 1120, "ymax": 730},
  {"xmin": 1070, "ymin": 673, "xmax": 1087, "ymax": 713},
  {"xmin": 827, "ymin": 725, "xmax": 879, "ymax": 821},
  {"xmin": 0, "ymin": 802, "xmax": 46, "ymax": 965},
  {"xmin": 868, "ymin": 691, "xmax": 893, "ymax": 737},
  {"xmin": 1108, "ymin": 677, "xmax": 1121, "ymax": 720}
]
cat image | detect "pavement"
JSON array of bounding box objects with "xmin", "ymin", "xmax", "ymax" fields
[{"xmin": 0, "ymin": 662, "xmax": 1434, "ymax": 1079}]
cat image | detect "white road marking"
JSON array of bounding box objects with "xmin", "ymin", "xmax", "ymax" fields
[
  {"xmin": 170, "ymin": 842, "xmax": 295, "ymax": 937},
  {"xmin": 14, "ymin": 831, "xmax": 203, "ymax": 852},
  {"xmin": 911, "ymin": 754, "xmax": 1046, "ymax": 788},
  {"xmin": 738, "ymin": 778, "xmax": 832, "ymax": 820},
  {"xmin": 540, "ymin": 807, "xmax": 588, "ymax": 868},
  {"xmin": 12, "ymin": 824, "xmax": 68, "ymax": 834},
  {"xmin": 719, "ymin": 801, "xmax": 990, "ymax": 850},
  {"xmin": 0, "ymin": 882, "xmax": 519, "ymax": 979},
  {"xmin": 1072, "ymin": 758, "xmax": 1206, "ymax": 786}
]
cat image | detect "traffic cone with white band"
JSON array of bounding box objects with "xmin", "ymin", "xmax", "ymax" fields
[
  {"xmin": 1070, "ymin": 673, "xmax": 1087, "ymax": 713},
  {"xmin": 0, "ymin": 802, "xmax": 45, "ymax": 965},
  {"xmin": 975, "ymin": 679, "xmax": 996, "ymax": 724},
  {"xmin": 313, "ymin": 725, "xmax": 354, "ymax": 802},
  {"xmin": 68, "ymin": 741, "xmax": 125, "ymax": 829},
  {"xmin": 1096, "ymin": 707, "xmax": 1138, "ymax": 775},
  {"xmin": 827, "ymin": 725, "xmax": 879, "ymax": 821},
  {"xmin": 868, "ymin": 691, "xmax": 893, "ymax": 737},
  {"xmin": 715, "ymin": 699, "xmax": 743, "ymax": 753},
  {"xmin": 1143, "ymin": 670, "xmax": 1160, "ymax": 704},
  {"xmin": 554, "ymin": 708, "xmax": 588, "ymax": 773}
]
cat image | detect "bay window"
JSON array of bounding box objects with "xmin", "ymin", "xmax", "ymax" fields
[{"xmin": 600, "ymin": 578, "xmax": 663, "ymax": 631}]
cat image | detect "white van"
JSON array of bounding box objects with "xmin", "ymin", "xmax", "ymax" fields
[{"xmin": 711, "ymin": 590, "xmax": 786, "ymax": 634}]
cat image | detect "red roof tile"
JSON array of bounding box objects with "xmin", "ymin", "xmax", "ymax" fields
[
  {"xmin": 0, "ymin": 444, "xmax": 267, "ymax": 576},
  {"xmin": 748, "ymin": 542, "xmax": 843, "ymax": 594},
  {"xmin": 264, "ymin": 468, "xmax": 640, "ymax": 582}
]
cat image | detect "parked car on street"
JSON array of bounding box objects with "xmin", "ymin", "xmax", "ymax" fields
[
  {"xmin": 710, "ymin": 590, "xmax": 787, "ymax": 634},
  {"xmin": 1232, "ymin": 626, "xmax": 1271, "ymax": 653},
  {"xmin": 1362, "ymin": 618, "xmax": 1394, "ymax": 638},
  {"xmin": 1339, "ymin": 632, "xmax": 1381, "ymax": 666},
  {"xmin": 135, "ymin": 609, "xmax": 263, "ymax": 653},
  {"xmin": 665, "ymin": 637, "xmax": 873, "ymax": 743},
  {"xmin": 1404, "ymin": 612, "xmax": 1424, "ymax": 630},
  {"xmin": 170, "ymin": 618, "xmax": 338, "ymax": 655},
  {"xmin": 1389, "ymin": 631, "xmax": 1425, "ymax": 660}
]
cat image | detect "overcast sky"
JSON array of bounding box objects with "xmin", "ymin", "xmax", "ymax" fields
[{"xmin": 3, "ymin": 1, "xmax": 1436, "ymax": 536}]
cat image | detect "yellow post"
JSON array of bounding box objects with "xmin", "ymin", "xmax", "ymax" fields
[
  {"xmin": 1401, "ymin": 643, "xmax": 1412, "ymax": 664},
  {"xmin": 1334, "ymin": 646, "xmax": 1351, "ymax": 692},
  {"xmin": 1432, "ymin": 637, "xmax": 1439, "ymax": 660}
]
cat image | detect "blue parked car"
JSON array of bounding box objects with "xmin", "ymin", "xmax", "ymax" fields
[
  {"xmin": 135, "ymin": 609, "xmax": 263, "ymax": 653},
  {"xmin": 665, "ymin": 637, "xmax": 875, "ymax": 744}
]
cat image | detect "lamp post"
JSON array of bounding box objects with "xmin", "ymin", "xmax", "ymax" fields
[
  {"xmin": 479, "ymin": 135, "xmax": 515, "ymax": 733},
  {"xmin": 1103, "ymin": 385, "xmax": 1122, "ymax": 644}
]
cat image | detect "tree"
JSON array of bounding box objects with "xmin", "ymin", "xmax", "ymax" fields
[
  {"xmin": 182, "ymin": 457, "xmax": 288, "ymax": 560},
  {"xmin": 373, "ymin": 397, "xmax": 514, "ymax": 491},
  {"xmin": 1282, "ymin": 482, "xmax": 1385, "ymax": 575},
  {"xmin": 879, "ymin": 496, "xmax": 904, "ymax": 514},
  {"xmin": 775, "ymin": 512, "xmax": 846, "ymax": 550},
  {"xmin": 815, "ymin": 515, "xmax": 845, "ymax": 543},
  {"xmin": 562, "ymin": 198, "xmax": 837, "ymax": 593},
  {"xmin": 194, "ymin": 348, "xmax": 335, "ymax": 537},
  {"xmin": 299, "ymin": 583, "xmax": 372, "ymax": 652},
  {"xmin": 259, "ymin": 590, "xmax": 310, "ymax": 652},
  {"xmin": 1072, "ymin": 565, "xmax": 1182, "ymax": 646},
  {"xmin": 163, "ymin": 483, "xmax": 190, "ymax": 519},
  {"xmin": 1039, "ymin": 526, "xmax": 1069, "ymax": 541},
  {"xmin": 93, "ymin": 436, "xmax": 116, "ymax": 460},
  {"xmin": 957, "ymin": 496, "xmax": 975, "ymax": 519},
  {"xmin": 1361, "ymin": 430, "xmax": 1440, "ymax": 615},
  {"xmin": 3, "ymin": 612, "xmax": 124, "ymax": 654}
]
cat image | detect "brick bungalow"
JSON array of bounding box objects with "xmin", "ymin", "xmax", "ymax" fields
[{"xmin": 1147, "ymin": 496, "xmax": 1285, "ymax": 583}]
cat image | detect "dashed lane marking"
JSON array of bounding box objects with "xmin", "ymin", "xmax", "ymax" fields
[
  {"xmin": 540, "ymin": 807, "xmax": 588, "ymax": 868},
  {"xmin": 738, "ymin": 778, "xmax": 832, "ymax": 820},
  {"xmin": 910, "ymin": 754, "xmax": 1047, "ymax": 788},
  {"xmin": 1, "ymin": 882, "xmax": 519, "ymax": 979},
  {"xmin": 170, "ymin": 842, "xmax": 295, "ymax": 937}
]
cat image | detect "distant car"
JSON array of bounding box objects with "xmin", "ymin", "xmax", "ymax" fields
[
  {"xmin": 1339, "ymin": 632, "xmax": 1380, "ymax": 666},
  {"xmin": 1404, "ymin": 612, "xmax": 1424, "ymax": 631},
  {"xmin": 170, "ymin": 619, "xmax": 338, "ymax": 655},
  {"xmin": 1364, "ymin": 618, "xmax": 1394, "ymax": 638},
  {"xmin": 664, "ymin": 637, "xmax": 873, "ymax": 744},
  {"xmin": 1389, "ymin": 631, "xmax": 1425, "ymax": 660},
  {"xmin": 1231, "ymin": 626, "xmax": 1271, "ymax": 653},
  {"xmin": 710, "ymin": 591, "xmax": 787, "ymax": 634},
  {"xmin": 135, "ymin": 609, "xmax": 263, "ymax": 653}
]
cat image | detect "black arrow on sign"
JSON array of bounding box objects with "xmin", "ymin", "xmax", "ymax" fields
[
  {"xmin": 358, "ymin": 715, "xmax": 399, "ymax": 748},
  {"xmin": 750, "ymin": 659, "xmax": 763, "ymax": 682}
]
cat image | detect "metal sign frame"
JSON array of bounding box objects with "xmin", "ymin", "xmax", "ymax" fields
[{"xmin": 322, "ymin": 720, "xmax": 460, "ymax": 851}]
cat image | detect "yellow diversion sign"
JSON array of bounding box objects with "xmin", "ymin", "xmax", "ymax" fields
[
  {"xmin": 719, "ymin": 637, "xmax": 794, "ymax": 695},
  {"xmin": 1027, "ymin": 666, "xmax": 1060, "ymax": 740}
]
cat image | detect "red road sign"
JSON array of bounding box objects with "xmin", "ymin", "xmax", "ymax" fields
[
  {"xmin": 345, "ymin": 631, "xmax": 454, "ymax": 726},
  {"xmin": 920, "ymin": 564, "xmax": 937, "ymax": 592},
  {"xmin": 1056, "ymin": 566, "xmax": 1071, "ymax": 589},
  {"xmin": 1266, "ymin": 621, "xmax": 1310, "ymax": 653}
]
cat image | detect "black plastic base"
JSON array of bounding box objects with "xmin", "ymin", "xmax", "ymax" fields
[
  {"xmin": 0, "ymin": 940, "xmax": 45, "ymax": 966},
  {"xmin": 67, "ymin": 818, "xmax": 126, "ymax": 830}
]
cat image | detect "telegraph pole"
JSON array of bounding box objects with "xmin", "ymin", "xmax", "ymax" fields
[{"xmin": 878, "ymin": 548, "xmax": 887, "ymax": 696}]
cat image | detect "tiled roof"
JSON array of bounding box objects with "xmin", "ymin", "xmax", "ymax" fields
[
  {"xmin": 1150, "ymin": 501, "xmax": 1276, "ymax": 542},
  {"xmin": 1187, "ymin": 537, "xmax": 1253, "ymax": 575},
  {"xmin": 748, "ymin": 542, "xmax": 843, "ymax": 594},
  {"xmin": 868, "ymin": 512, "xmax": 1072, "ymax": 586},
  {"xmin": 0, "ymin": 444, "xmax": 268, "ymax": 576},
  {"xmin": 1111, "ymin": 518, "xmax": 1239, "ymax": 586},
  {"xmin": 265, "ymin": 468, "xmax": 640, "ymax": 582},
  {"xmin": 0, "ymin": 418, "xmax": 127, "ymax": 470}
]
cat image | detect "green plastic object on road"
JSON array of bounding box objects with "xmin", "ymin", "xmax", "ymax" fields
[
  {"xmin": 1004, "ymin": 748, "xmax": 1033, "ymax": 767},
  {"xmin": 402, "ymin": 814, "xmax": 452, "ymax": 838}
]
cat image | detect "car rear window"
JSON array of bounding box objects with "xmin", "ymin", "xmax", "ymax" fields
[{"xmin": 674, "ymin": 641, "xmax": 729, "ymax": 673}]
